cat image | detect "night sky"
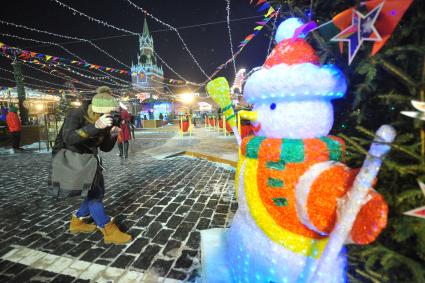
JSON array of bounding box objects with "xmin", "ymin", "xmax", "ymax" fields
[{"xmin": 0, "ymin": 0, "xmax": 276, "ymax": 91}]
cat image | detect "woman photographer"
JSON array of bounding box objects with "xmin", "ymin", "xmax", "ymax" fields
[{"xmin": 52, "ymin": 86, "xmax": 132, "ymax": 245}]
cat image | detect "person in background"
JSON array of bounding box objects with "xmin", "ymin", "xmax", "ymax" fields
[
  {"xmin": 129, "ymin": 113, "xmax": 136, "ymax": 139},
  {"xmin": 6, "ymin": 106, "xmax": 23, "ymax": 152},
  {"xmin": 117, "ymin": 104, "xmax": 131, "ymax": 158},
  {"xmin": 1, "ymin": 105, "xmax": 8, "ymax": 122},
  {"xmin": 53, "ymin": 86, "xmax": 131, "ymax": 244},
  {"xmin": 135, "ymin": 113, "xmax": 141, "ymax": 128},
  {"xmin": 159, "ymin": 112, "xmax": 164, "ymax": 120}
]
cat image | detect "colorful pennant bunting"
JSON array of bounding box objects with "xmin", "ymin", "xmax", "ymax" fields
[{"xmin": 238, "ymin": 2, "xmax": 276, "ymax": 49}]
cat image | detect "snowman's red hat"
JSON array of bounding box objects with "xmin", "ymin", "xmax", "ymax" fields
[
  {"xmin": 243, "ymin": 18, "xmax": 347, "ymax": 104},
  {"xmin": 263, "ymin": 38, "xmax": 320, "ymax": 68}
]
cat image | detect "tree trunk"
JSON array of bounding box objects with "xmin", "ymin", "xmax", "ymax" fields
[{"xmin": 12, "ymin": 61, "xmax": 29, "ymax": 125}]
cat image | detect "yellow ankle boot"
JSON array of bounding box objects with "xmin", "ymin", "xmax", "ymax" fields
[
  {"xmin": 69, "ymin": 215, "xmax": 96, "ymax": 234},
  {"xmin": 100, "ymin": 220, "xmax": 132, "ymax": 244}
]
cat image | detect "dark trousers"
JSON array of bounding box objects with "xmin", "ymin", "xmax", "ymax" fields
[{"xmin": 11, "ymin": 131, "xmax": 21, "ymax": 149}]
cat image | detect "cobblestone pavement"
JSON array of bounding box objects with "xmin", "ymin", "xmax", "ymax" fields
[{"xmin": 0, "ymin": 131, "xmax": 237, "ymax": 282}]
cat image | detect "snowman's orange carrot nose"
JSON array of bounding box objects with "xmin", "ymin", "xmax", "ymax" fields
[{"xmin": 239, "ymin": 110, "xmax": 258, "ymax": 122}]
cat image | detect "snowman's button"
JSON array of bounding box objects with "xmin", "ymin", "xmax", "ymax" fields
[
  {"xmin": 266, "ymin": 161, "xmax": 285, "ymax": 171},
  {"xmin": 272, "ymin": 197, "xmax": 288, "ymax": 207},
  {"xmin": 281, "ymin": 139, "xmax": 305, "ymax": 163},
  {"xmin": 319, "ymin": 137, "xmax": 343, "ymax": 161},
  {"xmin": 246, "ymin": 136, "xmax": 267, "ymax": 159},
  {"xmin": 267, "ymin": 177, "xmax": 284, "ymax": 188}
]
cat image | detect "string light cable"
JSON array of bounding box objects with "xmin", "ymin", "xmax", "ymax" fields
[
  {"xmin": 266, "ymin": 5, "xmax": 281, "ymax": 56},
  {"xmin": 23, "ymin": 15, "xmax": 264, "ymax": 49},
  {"xmin": 226, "ymin": 0, "xmax": 237, "ymax": 77},
  {"xmin": 0, "ymin": 65, "xmax": 91, "ymax": 89},
  {"xmin": 0, "ymin": 75, "xmax": 92, "ymax": 93},
  {"xmin": 0, "ymin": 51, "xmax": 108, "ymax": 91},
  {"xmin": 0, "ymin": 19, "xmax": 130, "ymax": 69},
  {"xmin": 49, "ymin": 0, "xmax": 203, "ymax": 83},
  {"xmin": 0, "ymin": 32, "xmax": 134, "ymax": 85},
  {"xmin": 123, "ymin": 0, "xmax": 209, "ymax": 78},
  {"xmin": 0, "ymin": 51, "xmax": 128, "ymax": 89}
]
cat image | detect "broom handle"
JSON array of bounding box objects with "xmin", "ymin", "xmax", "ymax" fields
[{"xmin": 310, "ymin": 125, "xmax": 396, "ymax": 282}]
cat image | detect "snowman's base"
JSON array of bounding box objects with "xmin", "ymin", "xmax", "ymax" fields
[{"xmin": 200, "ymin": 228, "xmax": 233, "ymax": 283}]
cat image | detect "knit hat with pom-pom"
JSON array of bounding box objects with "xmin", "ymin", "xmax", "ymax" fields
[{"xmin": 91, "ymin": 86, "xmax": 118, "ymax": 113}]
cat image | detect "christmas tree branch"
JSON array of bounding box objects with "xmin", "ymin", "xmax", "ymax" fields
[
  {"xmin": 375, "ymin": 58, "xmax": 418, "ymax": 90},
  {"xmin": 356, "ymin": 126, "xmax": 422, "ymax": 162}
]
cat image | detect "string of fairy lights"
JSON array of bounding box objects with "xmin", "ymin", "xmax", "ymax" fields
[
  {"xmin": 0, "ymin": 1, "xmax": 275, "ymax": 100},
  {"xmin": 226, "ymin": 0, "xmax": 237, "ymax": 78},
  {"xmin": 122, "ymin": 0, "xmax": 210, "ymax": 79},
  {"xmin": 0, "ymin": 25, "xmax": 166, "ymax": 88},
  {"xmin": 0, "ymin": 21, "xmax": 203, "ymax": 87},
  {"xmin": 44, "ymin": 2, "xmax": 198, "ymax": 85},
  {"xmin": 0, "ymin": 52, "xmax": 128, "ymax": 93},
  {"xmin": 0, "ymin": 66, "xmax": 89, "ymax": 89},
  {"xmin": 267, "ymin": 5, "xmax": 281, "ymax": 56},
  {"xmin": 0, "ymin": 20, "xmax": 130, "ymax": 69}
]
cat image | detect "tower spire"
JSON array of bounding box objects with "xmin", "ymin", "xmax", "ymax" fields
[{"xmin": 142, "ymin": 17, "xmax": 150, "ymax": 36}]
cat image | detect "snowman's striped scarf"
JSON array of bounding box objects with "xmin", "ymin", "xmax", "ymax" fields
[{"xmin": 241, "ymin": 135, "xmax": 345, "ymax": 165}]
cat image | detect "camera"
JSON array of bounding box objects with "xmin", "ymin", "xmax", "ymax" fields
[{"xmin": 109, "ymin": 111, "xmax": 122, "ymax": 127}]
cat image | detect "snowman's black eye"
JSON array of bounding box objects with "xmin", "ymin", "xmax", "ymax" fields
[{"xmin": 270, "ymin": 103, "xmax": 276, "ymax": 110}]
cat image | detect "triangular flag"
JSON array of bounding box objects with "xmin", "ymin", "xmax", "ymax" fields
[
  {"xmin": 254, "ymin": 25, "xmax": 263, "ymax": 31},
  {"xmin": 256, "ymin": 21, "xmax": 267, "ymax": 25},
  {"xmin": 45, "ymin": 55, "xmax": 52, "ymax": 61},
  {"xmin": 363, "ymin": 0, "xmax": 413, "ymax": 55},
  {"xmin": 265, "ymin": 6, "xmax": 275, "ymax": 17},
  {"xmin": 269, "ymin": 11, "xmax": 278, "ymax": 18},
  {"xmin": 257, "ymin": 2, "xmax": 270, "ymax": 12},
  {"xmin": 255, "ymin": 0, "xmax": 267, "ymax": 5},
  {"xmin": 244, "ymin": 34, "xmax": 255, "ymax": 41},
  {"xmin": 404, "ymin": 206, "xmax": 425, "ymax": 219},
  {"xmin": 30, "ymin": 52, "xmax": 37, "ymax": 57}
]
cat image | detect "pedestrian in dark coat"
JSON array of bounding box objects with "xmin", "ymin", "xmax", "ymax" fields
[
  {"xmin": 117, "ymin": 107, "xmax": 131, "ymax": 158},
  {"xmin": 52, "ymin": 86, "xmax": 132, "ymax": 245}
]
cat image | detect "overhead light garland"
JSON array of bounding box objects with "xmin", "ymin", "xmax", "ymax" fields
[
  {"xmin": 0, "ymin": 41, "xmax": 142, "ymax": 77},
  {"xmin": 0, "ymin": 65, "xmax": 90, "ymax": 89},
  {"xmin": 123, "ymin": 0, "xmax": 209, "ymax": 78},
  {"xmin": 225, "ymin": 0, "xmax": 237, "ymax": 77},
  {"xmin": 45, "ymin": 1, "xmax": 204, "ymax": 85},
  {"xmin": 0, "ymin": 32, "xmax": 132, "ymax": 86},
  {"xmin": 0, "ymin": 20, "xmax": 130, "ymax": 69},
  {"xmin": 1, "ymin": 53, "xmax": 118, "ymax": 89}
]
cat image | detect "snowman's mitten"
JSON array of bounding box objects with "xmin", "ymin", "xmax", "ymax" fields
[
  {"xmin": 347, "ymin": 190, "xmax": 388, "ymax": 245},
  {"xmin": 296, "ymin": 163, "xmax": 387, "ymax": 241}
]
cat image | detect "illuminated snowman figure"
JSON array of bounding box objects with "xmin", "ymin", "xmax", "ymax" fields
[{"xmin": 221, "ymin": 18, "xmax": 389, "ymax": 283}]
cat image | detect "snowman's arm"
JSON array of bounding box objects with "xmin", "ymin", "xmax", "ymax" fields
[{"xmin": 296, "ymin": 164, "xmax": 387, "ymax": 243}]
